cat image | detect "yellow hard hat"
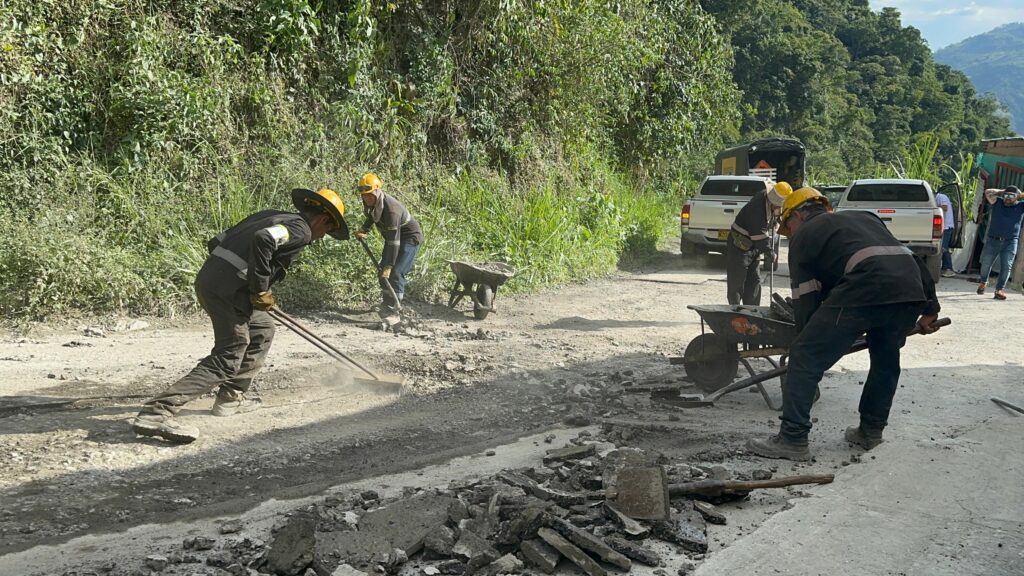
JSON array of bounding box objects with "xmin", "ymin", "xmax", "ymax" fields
[
  {"xmin": 768, "ymin": 181, "xmax": 793, "ymax": 207},
  {"xmin": 778, "ymin": 187, "xmax": 830, "ymax": 237},
  {"xmin": 357, "ymin": 172, "xmax": 383, "ymax": 194},
  {"xmin": 291, "ymin": 187, "xmax": 350, "ymax": 240}
]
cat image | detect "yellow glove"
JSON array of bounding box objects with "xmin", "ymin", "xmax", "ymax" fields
[
  {"xmin": 251, "ymin": 291, "xmax": 275, "ymax": 311},
  {"xmin": 380, "ymin": 266, "xmax": 392, "ymax": 279},
  {"xmin": 355, "ymin": 230, "xmax": 368, "ymax": 240}
]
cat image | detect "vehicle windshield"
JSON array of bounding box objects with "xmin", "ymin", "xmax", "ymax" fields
[
  {"xmin": 847, "ymin": 183, "xmax": 930, "ymax": 202},
  {"xmin": 700, "ymin": 180, "xmax": 766, "ymax": 197}
]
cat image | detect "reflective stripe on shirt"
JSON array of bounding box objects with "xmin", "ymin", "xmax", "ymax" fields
[
  {"xmin": 791, "ymin": 279, "xmax": 822, "ymax": 300},
  {"xmin": 731, "ymin": 222, "xmax": 768, "ymax": 241},
  {"xmin": 844, "ymin": 245, "xmax": 913, "ymax": 275},
  {"xmin": 212, "ymin": 245, "xmax": 249, "ymax": 280}
]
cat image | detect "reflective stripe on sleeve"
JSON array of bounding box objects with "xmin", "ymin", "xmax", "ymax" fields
[
  {"xmin": 263, "ymin": 224, "xmax": 290, "ymax": 247},
  {"xmin": 791, "ymin": 279, "xmax": 822, "ymax": 300},
  {"xmin": 844, "ymin": 245, "xmax": 913, "ymax": 275},
  {"xmin": 731, "ymin": 222, "xmax": 767, "ymax": 241}
]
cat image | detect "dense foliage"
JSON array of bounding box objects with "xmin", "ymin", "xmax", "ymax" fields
[
  {"xmin": 0, "ymin": 0, "xmax": 739, "ymax": 320},
  {"xmin": 935, "ymin": 22, "xmax": 1024, "ymax": 136},
  {"xmin": 699, "ymin": 0, "xmax": 1014, "ymax": 180}
]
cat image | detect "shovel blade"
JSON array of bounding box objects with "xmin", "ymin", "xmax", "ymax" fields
[
  {"xmin": 650, "ymin": 393, "xmax": 714, "ymax": 409},
  {"xmin": 352, "ymin": 374, "xmax": 406, "ymax": 396}
]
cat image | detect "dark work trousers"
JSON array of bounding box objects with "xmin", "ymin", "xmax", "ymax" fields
[
  {"xmin": 140, "ymin": 266, "xmax": 275, "ymax": 417},
  {"xmin": 779, "ymin": 303, "xmax": 922, "ymax": 442},
  {"xmin": 726, "ymin": 240, "xmax": 763, "ymax": 306},
  {"xmin": 379, "ymin": 241, "xmax": 420, "ymax": 309}
]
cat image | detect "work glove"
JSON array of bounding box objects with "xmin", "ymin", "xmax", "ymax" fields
[
  {"xmin": 355, "ymin": 230, "xmax": 368, "ymax": 240},
  {"xmin": 380, "ymin": 266, "xmax": 392, "ymax": 280},
  {"xmin": 251, "ymin": 291, "xmax": 275, "ymax": 311},
  {"xmin": 916, "ymin": 313, "xmax": 940, "ymax": 335}
]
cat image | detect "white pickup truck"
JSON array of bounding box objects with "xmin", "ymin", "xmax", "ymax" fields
[
  {"xmin": 680, "ymin": 175, "xmax": 772, "ymax": 256},
  {"xmin": 834, "ymin": 179, "xmax": 954, "ymax": 281}
]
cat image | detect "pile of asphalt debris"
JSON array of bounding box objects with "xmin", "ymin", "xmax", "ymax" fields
[{"xmin": 88, "ymin": 432, "xmax": 807, "ymax": 576}]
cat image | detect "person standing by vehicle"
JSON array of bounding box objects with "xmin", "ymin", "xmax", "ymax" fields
[
  {"xmin": 935, "ymin": 190, "xmax": 956, "ymax": 277},
  {"xmin": 132, "ymin": 188, "xmax": 349, "ymax": 444},
  {"xmin": 746, "ymin": 187, "xmax": 942, "ymax": 461},
  {"xmin": 977, "ymin": 186, "xmax": 1024, "ymax": 300},
  {"xmin": 354, "ymin": 173, "xmax": 424, "ymax": 318},
  {"xmin": 725, "ymin": 181, "xmax": 791, "ymax": 305}
]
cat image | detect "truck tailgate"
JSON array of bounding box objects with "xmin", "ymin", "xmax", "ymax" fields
[
  {"xmin": 836, "ymin": 206, "xmax": 936, "ymax": 242},
  {"xmin": 689, "ymin": 198, "xmax": 747, "ymax": 235}
]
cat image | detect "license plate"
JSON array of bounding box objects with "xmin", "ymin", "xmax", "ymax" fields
[{"xmin": 717, "ymin": 230, "xmax": 730, "ymax": 240}]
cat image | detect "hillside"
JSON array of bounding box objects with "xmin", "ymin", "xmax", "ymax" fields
[{"xmin": 934, "ymin": 22, "xmax": 1024, "ymax": 135}]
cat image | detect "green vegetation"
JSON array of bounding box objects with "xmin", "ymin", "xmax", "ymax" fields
[
  {"xmin": 0, "ymin": 0, "xmax": 737, "ymax": 320},
  {"xmin": 0, "ymin": 0, "xmax": 1013, "ymax": 321},
  {"xmin": 935, "ymin": 23, "xmax": 1024, "ymax": 136},
  {"xmin": 700, "ymin": 0, "xmax": 1013, "ymax": 180}
]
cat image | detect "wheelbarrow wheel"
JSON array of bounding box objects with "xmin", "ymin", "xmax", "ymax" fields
[
  {"xmin": 683, "ymin": 333, "xmax": 739, "ymax": 393},
  {"xmin": 473, "ymin": 284, "xmax": 493, "ymax": 320}
]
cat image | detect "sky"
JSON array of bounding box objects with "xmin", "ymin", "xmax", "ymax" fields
[{"xmin": 869, "ymin": 0, "xmax": 1024, "ymax": 50}]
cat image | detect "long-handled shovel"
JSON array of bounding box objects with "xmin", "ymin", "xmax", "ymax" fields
[
  {"xmin": 267, "ymin": 305, "xmax": 406, "ymax": 394},
  {"xmin": 356, "ymin": 236, "xmax": 402, "ymax": 313},
  {"xmin": 662, "ymin": 317, "xmax": 951, "ymax": 408}
]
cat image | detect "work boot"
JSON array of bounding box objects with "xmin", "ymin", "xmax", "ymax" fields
[
  {"xmin": 977, "ymin": 282, "xmax": 986, "ymax": 295},
  {"xmin": 844, "ymin": 425, "xmax": 884, "ymax": 450},
  {"xmin": 131, "ymin": 414, "xmax": 200, "ymax": 444},
  {"xmin": 745, "ymin": 434, "xmax": 810, "ymax": 461},
  {"xmin": 211, "ymin": 396, "xmax": 262, "ymax": 417}
]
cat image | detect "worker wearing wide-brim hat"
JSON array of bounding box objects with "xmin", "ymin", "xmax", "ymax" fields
[
  {"xmin": 746, "ymin": 187, "xmax": 943, "ymax": 461},
  {"xmin": 354, "ymin": 173, "xmax": 424, "ymax": 317},
  {"xmin": 131, "ymin": 188, "xmax": 349, "ymax": 444},
  {"xmin": 725, "ymin": 181, "xmax": 791, "ymax": 306}
]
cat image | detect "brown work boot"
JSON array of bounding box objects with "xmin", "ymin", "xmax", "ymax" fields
[
  {"xmin": 994, "ymin": 289, "xmax": 1007, "ymax": 300},
  {"xmin": 844, "ymin": 425, "xmax": 884, "ymax": 450},
  {"xmin": 211, "ymin": 396, "xmax": 262, "ymax": 417},
  {"xmin": 746, "ymin": 434, "xmax": 811, "ymax": 461},
  {"xmin": 977, "ymin": 282, "xmax": 986, "ymax": 295},
  {"xmin": 131, "ymin": 414, "xmax": 200, "ymax": 444}
]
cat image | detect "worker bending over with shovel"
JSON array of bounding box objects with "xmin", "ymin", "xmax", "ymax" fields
[
  {"xmin": 747, "ymin": 187, "xmax": 942, "ymax": 461},
  {"xmin": 726, "ymin": 181, "xmax": 791, "ymax": 305},
  {"xmin": 354, "ymin": 173, "xmax": 423, "ymax": 325},
  {"xmin": 131, "ymin": 188, "xmax": 349, "ymax": 444}
]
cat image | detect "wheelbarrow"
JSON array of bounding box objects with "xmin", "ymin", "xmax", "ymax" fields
[
  {"xmin": 658, "ymin": 304, "xmax": 950, "ymax": 409},
  {"xmin": 446, "ymin": 261, "xmax": 516, "ymax": 320}
]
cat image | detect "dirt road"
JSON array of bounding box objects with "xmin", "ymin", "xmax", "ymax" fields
[{"xmin": 1, "ymin": 249, "xmax": 1021, "ymax": 575}]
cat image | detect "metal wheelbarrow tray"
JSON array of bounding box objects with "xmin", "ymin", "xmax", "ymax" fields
[{"xmin": 446, "ymin": 261, "xmax": 516, "ymax": 320}]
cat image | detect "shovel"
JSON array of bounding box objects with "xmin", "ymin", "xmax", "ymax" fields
[
  {"xmin": 356, "ymin": 236, "xmax": 402, "ymax": 314},
  {"xmin": 267, "ymin": 306, "xmax": 406, "ymax": 393},
  {"xmin": 664, "ymin": 317, "xmax": 951, "ymax": 408}
]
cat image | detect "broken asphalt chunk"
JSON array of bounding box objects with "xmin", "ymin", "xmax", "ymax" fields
[
  {"xmin": 549, "ymin": 517, "xmax": 631, "ymax": 570},
  {"xmin": 543, "ymin": 444, "xmax": 597, "ymax": 465},
  {"xmin": 451, "ymin": 530, "xmax": 500, "ymax": 570},
  {"xmin": 266, "ymin": 511, "xmax": 317, "ymax": 576},
  {"xmin": 603, "ymin": 536, "xmax": 661, "ymax": 567},
  {"xmin": 692, "ymin": 501, "xmax": 726, "ymax": 525},
  {"xmin": 537, "ymin": 527, "xmax": 607, "ymax": 576},
  {"xmin": 603, "ymin": 502, "xmax": 649, "ymax": 538},
  {"xmin": 521, "ymin": 538, "xmax": 561, "ymax": 574},
  {"xmin": 651, "ymin": 506, "xmax": 708, "ymax": 553}
]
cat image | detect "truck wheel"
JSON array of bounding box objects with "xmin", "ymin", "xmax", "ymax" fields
[{"xmin": 680, "ymin": 238, "xmax": 697, "ymax": 257}]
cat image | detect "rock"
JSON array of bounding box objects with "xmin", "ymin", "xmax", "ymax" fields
[
  {"xmin": 451, "ymin": 530, "xmax": 500, "ymax": 570},
  {"xmin": 603, "ymin": 502, "xmax": 649, "ymax": 538},
  {"xmin": 313, "ymin": 493, "xmax": 453, "ymax": 573},
  {"xmin": 223, "ymin": 564, "xmax": 248, "ymax": 576},
  {"xmin": 613, "ymin": 466, "xmax": 670, "ymax": 521},
  {"xmin": 563, "ymin": 414, "xmax": 593, "ymax": 426},
  {"xmin": 127, "ymin": 319, "xmax": 150, "ymax": 331},
  {"xmin": 549, "ymin": 517, "xmax": 630, "ymax": 570},
  {"xmin": 144, "ymin": 555, "xmax": 169, "ymax": 572},
  {"xmin": 528, "ymin": 484, "xmax": 594, "ymax": 507},
  {"xmin": 435, "ymin": 559, "xmax": 468, "ymax": 575},
  {"xmin": 423, "ymin": 525, "xmax": 456, "ymax": 558},
  {"xmin": 84, "ymin": 327, "xmax": 106, "ymax": 338},
  {"xmin": 536, "ymin": 527, "xmax": 607, "ymax": 576},
  {"xmin": 677, "ymin": 559, "xmax": 697, "ymax": 575},
  {"xmin": 360, "ymin": 490, "xmax": 379, "ymax": 501},
  {"xmin": 651, "ymin": 507, "xmax": 707, "ymax": 553},
  {"xmin": 494, "ymin": 506, "xmax": 546, "ymax": 546},
  {"xmin": 543, "ymin": 444, "xmax": 596, "ymax": 465},
  {"xmin": 447, "ymin": 498, "xmax": 471, "ymax": 524},
  {"xmin": 206, "ymin": 550, "xmax": 235, "ymax": 568},
  {"xmin": 266, "ymin": 511, "xmax": 317, "ymax": 575},
  {"xmin": 521, "ymin": 538, "xmax": 560, "ymax": 573},
  {"xmin": 482, "ymin": 553, "xmax": 524, "ymax": 576},
  {"xmin": 183, "ymin": 536, "xmax": 216, "ymax": 551},
  {"xmin": 751, "ymin": 469, "xmax": 773, "ymax": 481},
  {"xmin": 331, "ymin": 564, "xmax": 369, "ymax": 576},
  {"xmin": 603, "ymin": 536, "xmax": 661, "ymax": 566},
  {"xmin": 219, "ymin": 519, "xmax": 243, "ymax": 534},
  {"xmin": 692, "ymin": 501, "xmax": 726, "ymax": 525},
  {"xmin": 423, "ymin": 568, "xmax": 441, "ymax": 576}
]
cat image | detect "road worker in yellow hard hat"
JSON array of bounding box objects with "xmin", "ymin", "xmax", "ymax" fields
[
  {"xmin": 354, "ymin": 173, "xmax": 424, "ymax": 325},
  {"xmin": 132, "ymin": 188, "xmax": 349, "ymax": 444},
  {"xmin": 725, "ymin": 180, "xmax": 792, "ymax": 306}
]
